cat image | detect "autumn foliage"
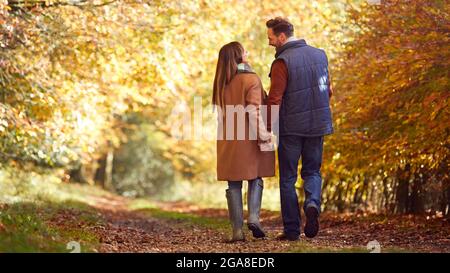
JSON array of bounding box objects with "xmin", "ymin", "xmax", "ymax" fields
[{"xmin": 1, "ymin": 0, "xmax": 449, "ymax": 216}]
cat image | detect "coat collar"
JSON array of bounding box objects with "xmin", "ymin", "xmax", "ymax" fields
[
  {"xmin": 275, "ymin": 39, "xmax": 308, "ymax": 58},
  {"xmin": 237, "ymin": 63, "xmax": 255, "ymax": 74}
]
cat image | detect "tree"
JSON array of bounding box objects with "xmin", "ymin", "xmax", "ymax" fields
[{"xmin": 325, "ymin": 0, "xmax": 449, "ymax": 214}]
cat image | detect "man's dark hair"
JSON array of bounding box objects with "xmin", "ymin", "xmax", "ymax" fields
[{"xmin": 266, "ymin": 17, "xmax": 294, "ymax": 37}]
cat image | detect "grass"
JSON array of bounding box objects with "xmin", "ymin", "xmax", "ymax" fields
[
  {"xmin": 0, "ymin": 202, "xmax": 102, "ymax": 253},
  {"xmin": 0, "ymin": 167, "xmax": 110, "ymax": 253},
  {"xmin": 129, "ymin": 198, "xmax": 230, "ymax": 230},
  {"xmin": 142, "ymin": 208, "xmax": 229, "ymax": 230}
]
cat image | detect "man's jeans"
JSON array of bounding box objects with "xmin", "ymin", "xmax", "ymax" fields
[{"xmin": 278, "ymin": 135, "xmax": 324, "ymax": 237}]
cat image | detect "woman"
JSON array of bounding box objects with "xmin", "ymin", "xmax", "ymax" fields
[{"xmin": 212, "ymin": 41, "xmax": 275, "ymax": 242}]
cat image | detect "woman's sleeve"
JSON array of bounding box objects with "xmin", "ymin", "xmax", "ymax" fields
[{"xmin": 245, "ymin": 76, "xmax": 272, "ymax": 142}]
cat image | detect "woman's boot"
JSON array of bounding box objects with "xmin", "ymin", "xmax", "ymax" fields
[
  {"xmin": 226, "ymin": 188, "xmax": 245, "ymax": 242},
  {"xmin": 247, "ymin": 178, "xmax": 266, "ymax": 238}
]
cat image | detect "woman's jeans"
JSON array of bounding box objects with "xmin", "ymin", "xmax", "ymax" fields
[{"xmin": 278, "ymin": 135, "xmax": 323, "ymax": 237}]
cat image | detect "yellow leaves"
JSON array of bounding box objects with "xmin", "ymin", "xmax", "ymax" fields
[
  {"xmin": 332, "ymin": 152, "xmax": 341, "ymax": 161},
  {"xmin": 115, "ymin": 45, "xmax": 127, "ymax": 56},
  {"xmin": 429, "ymin": 109, "xmax": 440, "ymax": 121},
  {"xmin": 0, "ymin": 2, "xmax": 11, "ymax": 11},
  {"xmin": 0, "ymin": 119, "xmax": 7, "ymax": 133}
]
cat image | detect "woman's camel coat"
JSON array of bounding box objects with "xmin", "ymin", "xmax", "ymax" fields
[{"xmin": 216, "ymin": 72, "xmax": 275, "ymax": 181}]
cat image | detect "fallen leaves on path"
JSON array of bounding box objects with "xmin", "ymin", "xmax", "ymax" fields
[{"xmin": 47, "ymin": 196, "xmax": 450, "ymax": 253}]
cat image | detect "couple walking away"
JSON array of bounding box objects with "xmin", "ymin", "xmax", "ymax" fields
[{"xmin": 212, "ymin": 17, "xmax": 334, "ymax": 242}]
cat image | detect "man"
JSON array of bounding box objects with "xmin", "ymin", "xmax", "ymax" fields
[{"xmin": 266, "ymin": 17, "xmax": 334, "ymax": 241}]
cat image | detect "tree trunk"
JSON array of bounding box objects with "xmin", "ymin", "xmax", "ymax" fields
[
  {"xmin": 438, "ymin": 159, "xmax": 449, "ymax": 218},
  {"xmin": 94, "ymin": 144, "xmax": 115, "ymax": 192},
  {"xmin": 336, "ymin": 179, "xmax": 345, "ymax": 213},
  {"xmin": 408, "ymin": 172, "xmax": 425, "ymax": 214},
  {"xmin": 395, "ymin": 164, "xmax": 410, "ymax": 214},
  {"xmin": 361, "ymin": 176, "xmax": 369, "ymax": 211},
  {"xmin": 444, "ymin": 179, "xmax": 450, "ymax": 218},
  {"xmin": 447, "ymin": 186, "xmax": 450, "ymax": 218},
  {"xmin": 353, "ymin": 176, "xmax": 363, "ymax": 204},
  {"xmin": 94, "ymin": 155, "xmax": 107, "ymax": 188},
  {"xmin": 69, "ymin": 164, "xmax": 95, "ymax": 185},
  {"xmin": 104, "ymin": 147, "xmax": 115, "ymax": 192},
  {"xmin": 321, "ymin": 177, "xmax": 330, "ymax": 211},
  {"xmin": 382, "ymin": 176, "xmax": 392, "ymax": 213}
]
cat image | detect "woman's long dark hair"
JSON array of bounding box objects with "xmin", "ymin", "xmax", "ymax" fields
[{"xmin": 212, "ymin": 41, "xmax": 244, "ymax": 110}]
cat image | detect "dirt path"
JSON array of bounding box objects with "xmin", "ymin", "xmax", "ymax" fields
[
  {"xmin": 85, "ymin": 195, "xmax": 298, "ymax": 253},
  {"xmin": 49, "ymin": 194, "xmax": 450, "ymax": 253}
]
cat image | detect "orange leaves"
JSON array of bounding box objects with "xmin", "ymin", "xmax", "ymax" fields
[
  {"xmin": 328, "ymin": 0, "xmax": 449, "ymax": 184},
  {"xmin": 423, "ymin": 93, "xmax": 439, "ymax": 107}
]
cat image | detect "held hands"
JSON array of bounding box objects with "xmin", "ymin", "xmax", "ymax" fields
[{"xmin": 258, "ymin": 134, "xmax": 275, "ymax": 152}]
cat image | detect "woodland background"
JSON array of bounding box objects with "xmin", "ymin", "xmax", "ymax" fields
[{"xmin": 0, "ymin": 0, "xmax": 449, "ymax": 253}]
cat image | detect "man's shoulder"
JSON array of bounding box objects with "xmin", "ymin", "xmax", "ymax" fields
[
  {"xmin": 272, "ymin": 59, "xmax": 287, "ymax": 71},
  {"xmin": 269, "ymin": 58, "xmax": 287, "ymax": 78},
  {"xmin": 291, "ymin": 45, "xmax": 328, "ymax": 62},
  {"xmin": 306, "ymin": 45, "xmax": 328, "ymax": 57},
  {"xmin": 273, "ymin": 58, "xmax": 286, "ymax": 66}
]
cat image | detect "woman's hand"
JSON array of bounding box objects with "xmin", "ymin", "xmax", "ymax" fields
[{"xmin": 258, "ymin": 136, "xmax": 275, "ymax": 152}]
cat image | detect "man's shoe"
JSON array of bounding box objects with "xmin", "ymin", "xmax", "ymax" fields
[
  {"xmin": 304, "ymin": 206, "xmax": 319, "ymax": 238},
  {"xmin": 275, "ymin": 233, "xmax": 299, "ymax": 241}
]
